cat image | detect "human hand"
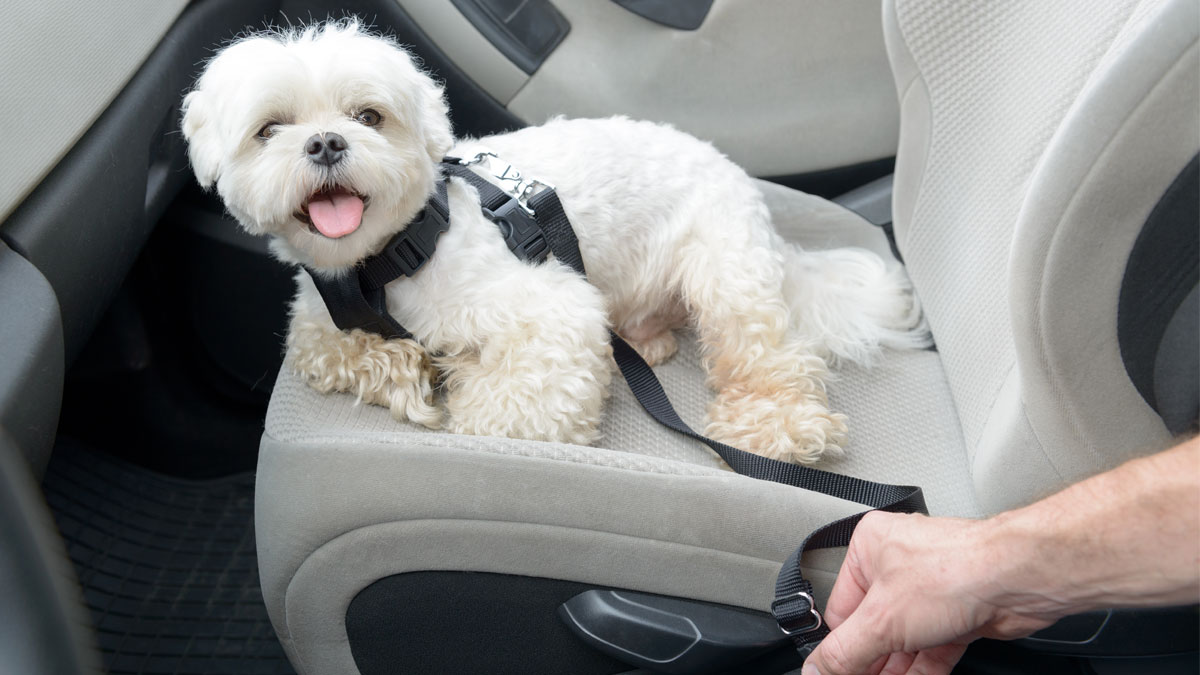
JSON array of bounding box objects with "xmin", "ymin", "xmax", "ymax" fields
[{"xmin": 801, "ymin": 511, "xmax": 1058, "ymax": 675}]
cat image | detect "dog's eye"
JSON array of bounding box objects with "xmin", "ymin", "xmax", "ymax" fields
[
  {"xmin": 257, "ymin": 123, "xmax": 279, "ymax": 140},
  {"xmin": 355, "ymin": 109, "xmax": 382, "ymax": 127}
]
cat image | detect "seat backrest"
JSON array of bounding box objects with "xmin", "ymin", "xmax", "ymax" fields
[{"xmin": 884, "ymin": 0, "xmax": 1198, "ymax": 512}]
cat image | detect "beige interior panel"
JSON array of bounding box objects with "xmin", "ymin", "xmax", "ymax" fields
[
  {"xmin": 0, "ymin": 0, "xmax": 188, "ymax": 225},
  {"xmin": 393, "ymin": 0, "xmax": 529, "ymax": 104},
  {"xmin": 505, "ymin": 0, "xmax": 900, "ymax": 176}
]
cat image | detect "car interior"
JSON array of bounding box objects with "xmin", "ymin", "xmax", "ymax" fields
[{"xmin": 1, "ymin": 0, "xmax": 1197, "ymax": 674}]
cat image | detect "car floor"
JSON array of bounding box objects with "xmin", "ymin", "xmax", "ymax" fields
[{"xmin": 43, "ymin": 437, "xmax": 294, "ymax": 675}]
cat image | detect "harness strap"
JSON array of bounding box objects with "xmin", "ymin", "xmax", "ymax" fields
[
  {"xmin": 358, "ymin": 179, "xmax": 451, "ymax": 291},
  {"xmin": 305, "ymin": 154, "xmax": 928, "ymax": 658},
  {"xmin": 443, "ymin": 162, "xmax": 511, "ymax": 210},
  {"xmin": 525, "ymin": 187, "xmax": 927, "ymax": 657},
  {"xmin": 305, "ymin": 176, "xmax": 451, "ymax": 340}
]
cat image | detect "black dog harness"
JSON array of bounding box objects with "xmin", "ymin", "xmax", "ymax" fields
[{"xmin": 303, "ymin": 152, "xmax": 927, "ymax": 661}]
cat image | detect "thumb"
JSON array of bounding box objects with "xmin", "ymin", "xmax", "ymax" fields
[{"xmin": 802, "ymin": 610, "xmax": 890, "ymax": 675}]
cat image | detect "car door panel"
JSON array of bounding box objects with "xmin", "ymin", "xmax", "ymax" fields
[
  {"xmin": 0, "ymin": 242, "xmax": 63, "ymax": 474},
  {"xmin": 510, "ymin": 0, "xmax": 899, "ymax": 176},
  {"xmin": 0, "ymin": 1, "xmax": 189, "ymax": 226},
  {"xmin": 1, "ymin": 0, "xmax": 281, "ymax": 360},
  {"xmin": 389, "ymin": 0, "xmax": 899, "ymax": 178}
]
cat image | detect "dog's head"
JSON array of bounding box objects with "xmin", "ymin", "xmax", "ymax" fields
[{"xmin": 181, "ymin": 21, "xmax": 453, "ymax": 270}]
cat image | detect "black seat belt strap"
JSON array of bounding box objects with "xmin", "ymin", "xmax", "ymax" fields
[
  {"xmin": 527, "ymin": 186, "xmax": 927, "ymax": 657},
  {"xmin": 305, "ymin": 153, "xmax": 927, "ymax": 657}
]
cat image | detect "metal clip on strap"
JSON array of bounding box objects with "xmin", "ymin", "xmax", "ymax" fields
[
  {"xmin": 771, "ymin": 592, "xmax": 823, "ymax": 636},
  {"xmin": 445, "ymin": 151, "xmax": 552, "ymax": 264}
]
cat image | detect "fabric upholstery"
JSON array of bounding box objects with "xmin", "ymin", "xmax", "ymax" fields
[
  {"xmin": 257, "ymin": 1, "xmax": 1200, "ymax": 667},
  {"xmin": 257, "ymin": 185, "xmax": 974, "ymax": 674},
  {"xmin": 884, "ymin": 0, "xmax": 1194, "ymax": 511}
]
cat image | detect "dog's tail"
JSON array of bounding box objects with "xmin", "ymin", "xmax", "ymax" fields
[{"xmin": 781, "ymin": 244, "xmax": 931, "ymax": 366}]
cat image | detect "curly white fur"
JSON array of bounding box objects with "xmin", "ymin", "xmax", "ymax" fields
[{"xmin": 181, "ymin": 21, "xmax": 929, "ymax": 464}]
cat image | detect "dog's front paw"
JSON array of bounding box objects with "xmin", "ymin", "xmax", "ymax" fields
[
  {"xmin": 288, "ymin": 322, "xmax": 443, "ymax": 428},
  {"xmin": 439, "ymin": 325, "xmax": 612, "ymax": 445},
  {"xmin": 704, "ymin": 387, "xmax": 848, "ymax": 464},
  {"xmin": 443, "ymin": 367, "xmax": 607, "ymax": 445},
  {"xmin": 626, "ymin": 329, "xmax": 679, "ymax": 367}
]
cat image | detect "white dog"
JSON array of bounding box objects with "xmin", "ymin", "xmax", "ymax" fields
[{"xmin": 180, "ymin": 21, "xmax": 927, "ymax": 464}]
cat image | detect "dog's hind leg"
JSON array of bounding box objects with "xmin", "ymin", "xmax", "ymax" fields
[
  {"xmin": 673, "ymin": 198, "xmax": 848, "ymax": 464},
  {"xmin": 286, "ymin": 274, "xmax": 443, "ymax": 428}
]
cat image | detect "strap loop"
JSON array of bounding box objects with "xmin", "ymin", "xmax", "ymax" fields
[
  {"xmin": 305, "ymin": 152, "xmax": 930, "ymax": 658},
  {"xmin": 527, "ymin": 185, "xmax": 928, "ymax": 657},
  {"xmin": 771, "ymin": 592, "xmax": 823, "ymax": 635}
]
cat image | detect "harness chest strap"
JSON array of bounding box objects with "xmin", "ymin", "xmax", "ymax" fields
[
  {"xmin": 302, "ymin": 154, "xmax": 928, "ymax": 659},
  {"xmin": 304, "ymin": 177, "xmax": 450, "ymax": 341},
  {"xmin": 304, "ymin": 158, "xmax": 547, "ymax": 340}
]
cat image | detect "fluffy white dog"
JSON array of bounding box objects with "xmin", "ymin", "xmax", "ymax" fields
[{"xmin": 181, "ymin": 21, "xmax": 927, "ymax": 464}]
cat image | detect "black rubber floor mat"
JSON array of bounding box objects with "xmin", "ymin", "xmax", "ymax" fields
[{"xmin": 43, "ymin": 440, "xmax": 295, "ymax": 675}]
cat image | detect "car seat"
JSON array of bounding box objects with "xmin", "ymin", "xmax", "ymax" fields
[{"xmin": 253, "ymin": 0, "xmax": 1199, "ymax": 672}]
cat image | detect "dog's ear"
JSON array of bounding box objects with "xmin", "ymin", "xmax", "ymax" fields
[
  {"xmin": 180, "ymin": 89, "xmax": 222, "ymax": 189},
  {"xmin": 415, "ymin": 76, "xmax": 454, "ymax": 162}
]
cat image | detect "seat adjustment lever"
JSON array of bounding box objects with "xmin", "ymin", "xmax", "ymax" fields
[{"xmin": 558, "ymin": 590, "xmax": 792, "ymax": 674}]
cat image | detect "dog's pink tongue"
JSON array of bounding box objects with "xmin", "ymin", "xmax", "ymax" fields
[{"xmin": 308, "ymin": 192, "xmax": 364, "ymax": 238}]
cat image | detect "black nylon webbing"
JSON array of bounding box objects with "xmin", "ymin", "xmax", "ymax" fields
[
  {"xmin": 444, "ymin": 163, "xmax": 512, "ymax": 211},
  {"xmin": 306, "ymin": 156, "xmax": 929, "ymax": 655},
  {"xmin": 527, "ymin": 187, "xmax": 928, "ymax": 654},
  {"xmin": 358, "ymin": 179, "xmax": 451, "ymax": 291}
]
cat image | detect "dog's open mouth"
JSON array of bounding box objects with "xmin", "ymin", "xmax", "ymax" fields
[{"xmin": 296, "ymin": 187, "xmax": 370, "ymax": 239}]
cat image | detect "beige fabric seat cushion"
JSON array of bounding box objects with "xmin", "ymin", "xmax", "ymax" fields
[
  {"xmin": 256, "ymin": 182, "xmax": 975, "ymax": 673},
  {"xmin": 884, "ymin": 0, "xmax": 1195, "ymax": 512},
  {"xmin": 265, "ymin": 180, "xmax": 976, "ymax": 515}
]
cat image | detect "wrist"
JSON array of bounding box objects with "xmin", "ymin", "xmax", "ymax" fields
[{"xmin": 972, "ymin": 508, "xmax": 1084, "ymax": 622}]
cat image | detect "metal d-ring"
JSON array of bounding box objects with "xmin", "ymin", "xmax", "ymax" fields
[{"xmin": 771, "ymin": 591, "xmax": 824, "ymax": 636}]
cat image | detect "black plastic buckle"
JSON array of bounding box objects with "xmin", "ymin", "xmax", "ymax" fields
[
  {"xmin": 770, "ymin": 591, "xmax": 824, "ymax": 636},
  {"xmin": 378, "ymin": 203, "xmax": 450, "ymax": 277},
  {"xmin": 485, "ymin": 197, "xmax": 549, "ymax": 264}
]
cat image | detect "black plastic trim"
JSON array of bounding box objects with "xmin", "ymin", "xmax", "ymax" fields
[
  {"xmin": 763, "ymin": 157, "xmax": 896, "ymax": 200},
  {"xmin": 612, "ymin": 0, "xmax": 714, "ymax": 30},
  {"xmin": 0, "ymin": 241, "xmax": 64, "ymax": 476},
  {"xmin": 346, "ymin": 571, "xmax": 807, "ymax": 675},
  {"xmin": 1016, "ymin": 605, "xmax": 1199, "ymax": 658},
  {"xmin": 346, "ymin": 572, "xmax": 632, "ymax": 675},
  {"xmin": 281, "ymin": 0, "xmax": 526, "ymax": 139},
  {"xmin": 1154, "ymin": 285, "xmax": 1199, "ymax": 434},
  {"xmin": 0, "ymin": 0, "xmax": 283, "ymax": 362},
  {"xmin": 559, "ymin": 589, "xmax": 791, "ymax": 674},
  {"xmin": 450, "ymin": 0, "xmax": 570, "ymax": 74},
  {"xmin": 1118, "ymin": 154, "xmax": 1199, "ymax": 430}
]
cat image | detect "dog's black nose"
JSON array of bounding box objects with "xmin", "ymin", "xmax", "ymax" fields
[{"xmin": 305, "ymin": 133, "xmax": 347, "ymax": 166}]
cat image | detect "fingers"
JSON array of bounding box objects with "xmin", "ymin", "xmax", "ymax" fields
[
  {"xmin": 906, "ymin": 644, "xmax": 967, "ymax": 675},
  {"xmin": 823, "ymin": 542, "xmax": 870, "ymax": 628},
  {"xmin": 824, "ymin": 511, "xmax": 894, "ymax": 628},
  {"xmin": 877, "ymin": 652, "xmax": 915, "ymax": 675},
  {"xmin": 802, "ymin": 605, "xmax": 891, "ymax": 675},
  {"xmin": 804, "ymin": 645, "xmax": 966, "ymax": 675}
]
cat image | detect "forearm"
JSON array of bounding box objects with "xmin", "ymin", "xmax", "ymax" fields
[{"xmin": 986, "ymin": 437, "xmax": 1200, "ymax": 619}]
